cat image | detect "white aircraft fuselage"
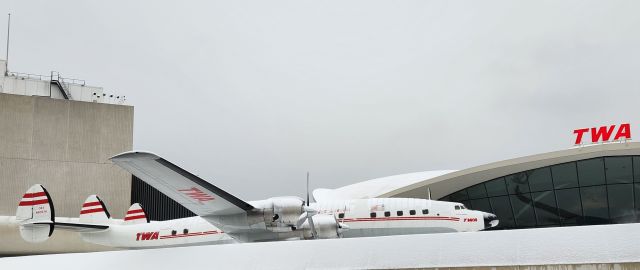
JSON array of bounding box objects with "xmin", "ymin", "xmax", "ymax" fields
[{"xmin": 80, "ymin": 198, "xmax": 491, "ymax": 249}]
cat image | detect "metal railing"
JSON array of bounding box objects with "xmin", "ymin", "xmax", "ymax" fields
[
  {"xmin": 8, "ymin": 71, "xmax": 86, "ymax": 86},
  {"xmin": 50, "ymin": 71, "xmax": 85, "ymax": 86},
  {"xmin": 7, "ymin": 71, "xmax": 49, "ymax": 81}
]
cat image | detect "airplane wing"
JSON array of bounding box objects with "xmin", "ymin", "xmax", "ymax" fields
[
  {"xmin": 111, "ymin": 151, "xmax": 254, "ymax": 216},
  {"xmin": 110, "ymin": 151, "xmax": 260, "ymax": 240}
]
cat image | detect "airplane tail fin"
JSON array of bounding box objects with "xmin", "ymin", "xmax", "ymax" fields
[
  {"xmin": 79, "ymin": 195, "xmax": 111, "ymax": 224},
  {"xmin": 124, "ymin": 203, "xmax": 149, "ymax": 225},
  {"xmin": 15, "ymin": 184, "xmax": 55, "ymax": 243}
]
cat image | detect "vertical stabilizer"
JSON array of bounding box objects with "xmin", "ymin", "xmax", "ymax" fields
[
  {"xmin": 15, "ymin": 184, "xmax": 55, "ymax": 243},
  {"xmin": 79, "ymin": 195, "xmax": 110, "ymax": 224},
  {"xmin": 124, "ymin": 203, "xmax": 149, "ymax": 224}
]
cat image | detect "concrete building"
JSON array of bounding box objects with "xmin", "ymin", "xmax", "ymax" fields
[
  {"xmin": 321, "ymin": 142, "xmax": 640, "ymax": 230},
  {"xmin": 0, "ymin": 59, "xmax": 133, "ymax": 255}
]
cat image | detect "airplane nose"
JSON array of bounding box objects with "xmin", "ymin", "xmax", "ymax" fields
[{"xmin": 483, "ymin": 213, "xmax": 499, "ymax": 229}]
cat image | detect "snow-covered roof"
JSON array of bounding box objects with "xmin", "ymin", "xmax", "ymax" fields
[{"xmin": 313, "ymin": 170, "xmax": 457, "ymax": 201}]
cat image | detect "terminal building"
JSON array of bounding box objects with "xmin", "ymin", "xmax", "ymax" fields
[
  {"xmin": 321, "ymin": 142, "xmax": 640, "ymax": 230},
  {"xmin": 0, "ymin": 59, "xmax": 133, "ymax": 254}
]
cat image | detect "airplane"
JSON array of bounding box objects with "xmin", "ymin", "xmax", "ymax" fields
[{"xmin": 15, "ymin": 151, "xmax": 499, "ymax": 249}]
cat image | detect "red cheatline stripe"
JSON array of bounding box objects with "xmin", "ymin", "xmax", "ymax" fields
[
  {"xmin": 158, "ymin": 231, "xmax": 219, "ymax": 238},
  {"xmin": 341, "ymin": 216, "xmax": 459, "ymax": 222},
  {"xmin": 82, "ymin": 201, "xmax": 102, "ymax": 208},
  {"xmin": 126, "ymin": 209, "xmax": 145, "ymax": 215},
  {"xmin": 80, "ymin": 208, "xmax": 104, "ymax": 214},
  {"xmin": 159, "ymin": 231, "xmax": 221, "ymax": 239},
  {"xmin": 23, "ymin": 192, "xmax": 47, "ymax": 198},
  {"xmin": 124, "ymin": 215, "xmax": 146, "ymax": 221},
  {"xmin": 345, "ymin": 217, "xmax": 460, "ymax": 220},
  {"xmin": 18, "ymin": 199, "xmax": 49, "ymax": 206}
]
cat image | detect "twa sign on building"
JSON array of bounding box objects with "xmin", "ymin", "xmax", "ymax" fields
[{"xmin": 573, "ymin": 123, "xmax": 631, "ymax": 145}]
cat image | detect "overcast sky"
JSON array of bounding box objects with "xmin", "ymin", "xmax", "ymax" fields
[{"xmin": 2, "ymin": 1, "xmax": 640, "ymax": 200}]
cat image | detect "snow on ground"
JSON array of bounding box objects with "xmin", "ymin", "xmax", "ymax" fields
[{"xmin": 1, "ymin": 223, "xmax": 639, "ymax": 269}]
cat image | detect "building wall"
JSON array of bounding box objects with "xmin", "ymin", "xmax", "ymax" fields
[{"xmin": 0, "ymin": 92, "xmax": 133, "ymax": 254}]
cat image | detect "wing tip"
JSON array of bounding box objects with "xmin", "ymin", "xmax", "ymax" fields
[{"xmin": 110, "ymin": 150, "xmax": 160, "ymax": 161}]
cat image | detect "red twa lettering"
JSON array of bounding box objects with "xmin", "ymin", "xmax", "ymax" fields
[
  {"xmin": 136, "ymin": 232, "xmax": 159, "ymax": 241},
  {"xmin": 574, "ymin": 123, "xmax": 632, "ymax": 145},
  {"xmin": 573, "ymin": 128, "xmax": 589, "ymax": 145},
  {"xmin": 614, "ymin": 123, "xmax": 631, "ymax": 141},
  {"xmin": 590, "ymin": 125, "xmax": 616, "ymax": 143},
  {"xmin": 178, "ymin": 187, "xmax": 215, "ymax": 202}
]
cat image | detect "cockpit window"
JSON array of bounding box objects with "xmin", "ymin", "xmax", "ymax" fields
[
  {"xmin": 460, "ymin": 205, "xmax": 466, "ymax": 209},
  {"xmin": 455, "ymin": 205, "xmax": 460, "ymax": 210}
]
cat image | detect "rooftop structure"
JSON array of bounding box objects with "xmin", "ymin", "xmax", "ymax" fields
[{"xmin": 0, "ymin": 59, "xmax": 125, "ymax": 104}]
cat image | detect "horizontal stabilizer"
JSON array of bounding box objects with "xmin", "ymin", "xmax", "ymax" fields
[{"xmin": 53, "ymin": 222, "xmax": 109, "ymax": 232}]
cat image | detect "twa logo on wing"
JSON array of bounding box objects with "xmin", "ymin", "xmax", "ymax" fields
[
  {"xmin": 136, "ymin": 232, "xmax": 159, "ymax": 241},
  {"xmin": 573, "ymin": 123, "xmax": 631, "ymax": 145},
  {"xmin": 178, "ymin": 187, "xmax": 215, "ymax": 203}
]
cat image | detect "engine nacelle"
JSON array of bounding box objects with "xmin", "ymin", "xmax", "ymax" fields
[
  {"xmin": 254, "ymin": 196, "xmax": 305, "ymax": 230},
  {"xmin": 301, "ymin": 214, "xmax": 341, "ymax": 239}
]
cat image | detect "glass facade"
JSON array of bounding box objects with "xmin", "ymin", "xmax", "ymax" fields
[{"xmin": 441, "ymin": 156, "xmax": 640, "ymax": 229}]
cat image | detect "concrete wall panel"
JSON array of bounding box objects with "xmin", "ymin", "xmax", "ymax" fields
[
  {"xmin": 0, "ymin": 92, "xmax": 133, "ymax": 255},
  {"xmin": 0, "ymin": 158, "xmax": 30, "ymax": 215},
  {"xmin": 31, "ymin": 97, "xmax": 70, "ymax": 161},
  {"xmin": 67, "ymin": 101, "xmax": 101, "ymax": 163},
  {"xmin": 0, "ymin": 94, "xmax": 34, "ymax": 159},
  {"xmin": 97, "ymin": 103, "xmax": 134, "ymax": 163}
]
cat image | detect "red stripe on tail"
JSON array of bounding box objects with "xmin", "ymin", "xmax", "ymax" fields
[
  {"xmin": 126, "ymin": 209, "xmax": 145, "ymax": 215},
  {"xmin": 80, "ymin": 208, "xmax": 104, "ymax": 215},
  {"xmin": 124, "ymin": 215, "xmax": 147, "ymax": 221},
  {"xmin": 82, "ymin": 201, "xmax": 102, "ymax": 208},
  {"xmin": 18, "ymin": 199, "xmax": 49, "ymax": 206},
  {"xmin": 22, "ymin": 192, "xmax": 47, "ymax": 198}
]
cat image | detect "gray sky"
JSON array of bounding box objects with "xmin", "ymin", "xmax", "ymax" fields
[{"xmin": 2, "ymin": 0, "xmax": 640, "ymax": 200}]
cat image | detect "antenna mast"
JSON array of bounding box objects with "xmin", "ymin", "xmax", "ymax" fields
[{"xmin": 5, "ymin": 13, "xmax": 10, "ymax": 76}]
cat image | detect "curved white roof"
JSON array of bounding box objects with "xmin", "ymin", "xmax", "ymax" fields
[
  {"xmin": 315, "ymin": 142, "xmax": 640, "ymax": 201},
  {"xmin": 313, "ymin": 170, "xmax": 457, "ymax": 201}
]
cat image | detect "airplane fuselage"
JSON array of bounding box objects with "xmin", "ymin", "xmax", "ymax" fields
[{"xmin": 80, "ymin": 198, "xmax": 489, "ymax": 248}]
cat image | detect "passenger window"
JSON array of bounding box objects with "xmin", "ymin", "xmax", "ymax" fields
[
  {"xmin": 397, "ymin": 211, "xmax": 403, "ymax": 216},
  {"xmin": 183, "ymin": 229, "xmax": 189, "ymax": 234},
  {"xmin": 171, "ymin": 230, "xmax": 177, "ymax": 236},
  {"xmin": 370, "ymin": 212, "xmax": 377, "ymax": 218},
  {"xmin": 338, "ymin": 213, "xmax": 345, "ymax": 219},
  {"xmin": 384, "ymin": 211, "xmax": 391, "ymax": 217},
  {"xmin": 409, "ymin": 210, "xmax": 416, "ymax": 215},
  {"xmin": 422, "ymin": 209, "xmax": 429, "ymax": 214}
]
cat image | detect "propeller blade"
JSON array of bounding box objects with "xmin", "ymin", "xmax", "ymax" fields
[
  {"xmin": 296, "ymin": 212, "xmax": 308, "ymax": 228},
  {"xmin": 308, "ymin": 215, "xmax": 317, "ymax": 239},
  {"xmin": 306, "ymin": 172, "xmax": 310, "ymax": 207}
]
